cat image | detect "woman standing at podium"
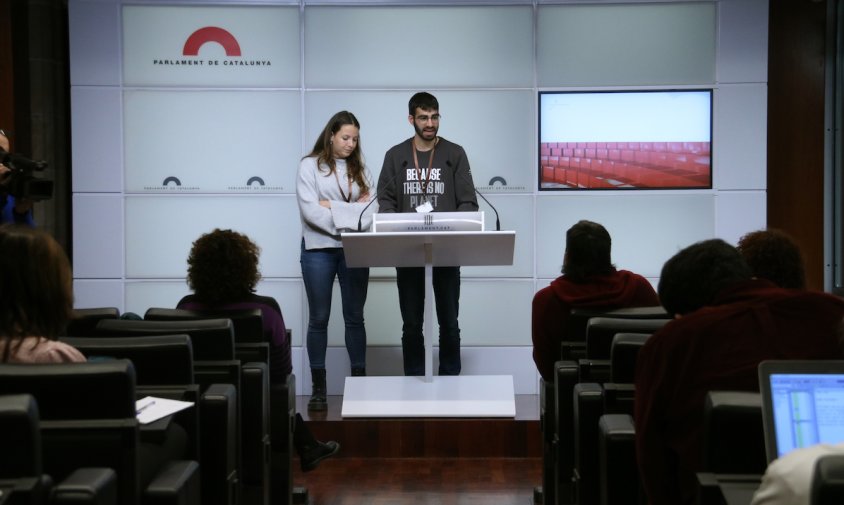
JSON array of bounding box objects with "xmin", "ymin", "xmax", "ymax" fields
[{"xmin": 297, "ymin": 110, "xmax": 375, "ymax": 411}]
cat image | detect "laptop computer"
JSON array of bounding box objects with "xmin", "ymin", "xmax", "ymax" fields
[{"xmin": 758, "ymin": 360, "xmax": 844, "ymax": 462}]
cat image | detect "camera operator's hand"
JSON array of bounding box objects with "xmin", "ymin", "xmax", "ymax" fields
[
  {"xmin": 0, "ymin": 164, "xmax": 10, "ymax": 186},
  {"xmin": 0, "ymin": 131, "xmax": 10, "ymax": 187}
]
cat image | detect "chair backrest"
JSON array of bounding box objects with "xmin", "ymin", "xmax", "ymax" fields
[
  {"xmin": 585, "ymin": 317, "xmax": 669, "ymax": 359},
  {"xmin": 95, "ymin": 319, "xmax": 235, "ymax": 361},
  {"xmin": 567, "ymin": 305, "xmax": 668, "ymax": 343},
  {"xmin": 0, "ymin": 394, "xmax": 42, "ymax": 478},
  {"xmin": 609, "ymin": 333, "xmax": 652, "ymax": 383},
  {"xmin": 62, "ymin": 335, "xmax": 195, "ymax": 386},
  {"xmin": 65, "ymin": 307, "xmax": 121, "ymax": 337},
  {"xmin": 812, "ymin": 454, "xmax": 844, "ymax": 505},
  {"xmin": 0, "ymin": 361, "xmax": 141, "ymax": 504},
  {"xmin": 145, "ymin": 307, "xmax": 265, "ymax": 343},
  {"xmin": 701, "ymin": 390, "xmax": 767, "ymax": 474},
  {"xmin": 0, "ymin": 360, "xmax": 136, "ymax": 420}
]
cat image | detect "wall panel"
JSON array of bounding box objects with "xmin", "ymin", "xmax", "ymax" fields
[
  {"xmin": 69, "ymin": 0, "xmax": 769, "ymax": 394},
  {"xmin": 305, "ymin": 6, "xmax": 534, "ymax": 88},
  {"xmin": 537, "ymin": 3, "xmax": 716, "ymax": 87}
]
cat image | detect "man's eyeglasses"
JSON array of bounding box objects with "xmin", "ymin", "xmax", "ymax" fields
[{"xmin": 415, "ymin": 114, "xmax": 441, "ymax": 123}]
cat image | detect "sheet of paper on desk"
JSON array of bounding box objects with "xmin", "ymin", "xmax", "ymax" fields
[{"xmin": 135, "ymin": 396, "xmax": 194, "ymax": 425}]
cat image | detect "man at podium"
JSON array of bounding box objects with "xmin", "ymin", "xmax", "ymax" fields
[{"xmin": 376, "ymin": 92, "xmax": 479, "ymax": 376}]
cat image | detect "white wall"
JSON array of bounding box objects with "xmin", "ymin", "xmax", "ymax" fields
[{"xmin": 68, "ymin": 0, "xmax": 769, "ymax": 395}]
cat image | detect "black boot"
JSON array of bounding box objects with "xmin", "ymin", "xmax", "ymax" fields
[
  {"xmin": 294, "ymin": 413, "xmax": 340, "ymax": 472},
  {"xmin": 351, "ymin": 367, "xmax": 366, "ymax": 377},
  {"xmin": 308, "ymin": 369, "xmax": 327, "ymax": 411}
]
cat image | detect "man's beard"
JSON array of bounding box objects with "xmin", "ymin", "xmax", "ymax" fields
[{"xmin": 414, "ymin": 123, "xmax": 438, "ymax": 141}]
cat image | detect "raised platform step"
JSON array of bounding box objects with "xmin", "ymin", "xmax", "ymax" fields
[{"xmin": 298, "ymin": 394, "xmax": 541, "ymax": 459}]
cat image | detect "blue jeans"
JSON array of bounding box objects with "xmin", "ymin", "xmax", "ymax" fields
[
  {"xmin": 300, "ymin": 241, "xmax": 369, "ymax": 370},
  {"xmin": 396, "ymin": 266, "xmax": 461, "ymax": 376}
]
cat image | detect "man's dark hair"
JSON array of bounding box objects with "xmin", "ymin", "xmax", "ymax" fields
[
  {"xmin": 562, "ymin": 220, "xmax": 615, "ymax": 283},
  {"xmin": 408, "ymin": 92, "xmax": 439, "ymax": 116},
  {"xmin": 658, "ymin": 238, "xmax": 753, "ymax": 317},
  {"xmin": 737, "ymin": 229, "xmax": 806, "ymax": 289}
]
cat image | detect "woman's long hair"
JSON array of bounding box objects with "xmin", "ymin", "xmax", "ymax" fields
[
  {"xmin": 0, "ymin": 225, "xmax": 74, "ymax": 361},
  {"xmin": 304, "ymin": 110, "xmax": 369, "ymax": 195}
]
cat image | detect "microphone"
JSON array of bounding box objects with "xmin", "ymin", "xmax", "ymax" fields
[
  {"xmin": 356, "ymin": 161, "xmax": 405, "ymax": 232},
  {"xmin": 450, "ymin": 160, "xmax": 500, "ymax": 231}
]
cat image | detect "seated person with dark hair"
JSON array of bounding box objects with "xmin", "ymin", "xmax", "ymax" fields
[
  {"xmin": 177, "ymin": 228, "xmax": 339, "ymax": 472},
  {"xmin": 0, "ymin": 224, "xmax": 187, "ymax": 487},
  {"xmin": 531, "ymin": 220, "xmax": 659, "ymax": 381},
  {"xmin": 634, "ymin": 239, "xmax": 844, "ymax": 505},
  {"xmin": 0, "ymin": 131, "xmax": 34, "ymax": 226},
  {"xmin": 0, "ymin": 224, "xmax": 82, "ymax": 362},
  {"xmin": 738, "ymin": 228, "xmax": 806, "ymax": 289}
]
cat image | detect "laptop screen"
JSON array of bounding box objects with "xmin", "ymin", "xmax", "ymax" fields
[{"xmin": 759, "ymin": 360, "xmax": 844, "ymax": 462}]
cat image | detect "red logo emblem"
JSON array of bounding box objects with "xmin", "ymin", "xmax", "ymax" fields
[{"xmin": 183, "ymin": 27, "xmax": 241, "ymax": 57}]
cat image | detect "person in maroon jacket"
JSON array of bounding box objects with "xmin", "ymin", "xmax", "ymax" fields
[
  {"xmin": 531, "ymin": 220, "xmax": 659, "ymax": 381},
  {"xmin": 634, "ymin": 238, "xmax": 844, "ymax": 505}
]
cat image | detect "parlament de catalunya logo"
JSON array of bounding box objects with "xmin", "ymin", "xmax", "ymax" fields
[{"xmin": 153, "ymin": 26, "xmax": 272, "ymax": 67}]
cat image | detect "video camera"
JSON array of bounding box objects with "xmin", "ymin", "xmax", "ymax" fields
[{"xmin": 0, "ymin": 148, "xmax": 53, "ymax": 201}]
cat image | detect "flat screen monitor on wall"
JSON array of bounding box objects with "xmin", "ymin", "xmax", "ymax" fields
[{"xmin": 538, "ymin": 89, "xmax": 713, "ymax": 190}]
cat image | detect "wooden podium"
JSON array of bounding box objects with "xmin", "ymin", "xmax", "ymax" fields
[{"xmin": 340, "ymin": 212, "xmax": 516, "ymax": 418}]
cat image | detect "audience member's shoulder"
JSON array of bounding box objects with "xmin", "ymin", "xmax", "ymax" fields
[
  {"xmin": 175, "ymin": 294, "xmax": 196, "ymax": 308},
  {"xmin": 618, "ymin": 269, "xmax": 657, "ymax": 287},
  {"xmin": 617, "ymin": 269, "xmax": 648, "ymax": 280},
  {"xmin": 10, "ymin": 337, "xmax": 86, "ymax": 364},
  {"xmin": 44, "ymin": 341, "xmax": 86, "ymax": 363},
  {"xmin": 251, "ymin": 294, "xmax": 283, "ymax": 314},
  {"xmin": 533, "ymin": 282, "xmax": 556, "ymax": 301},
  {"xmin": 772, "ymin": 286, "xmax": 844, "ymax": 312}
]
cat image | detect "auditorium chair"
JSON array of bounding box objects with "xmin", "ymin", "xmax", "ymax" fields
[
  {"xmin": 144, "ymin": 307, "xmax": 266, "ymax": 346},
  {"xmin": 700, "ymin": 391, "xmax": 766, "ymax": 475},
  {"xmin": 90, "ymin": 318, "xmax": 262, "ymax": 505},
  {"xmin": 61, "ymin": 334, "xmax": 241, "ymax": 505},
  {"xmin": 812, "ymin": 455, "xmax": 844, "ymax": 505},
  {"xmin": 569, "ymin": 333, "xmax": 652, "ymax": 505},
  {"xmin": 537, "ymin": 378, "xmax": 556, "ymax": 505},
  {"xmin": 94, "ymin": 318, "xmax": 236, "ymax": 362},
  {"xmin": 554, "ymin": 314, "xmax": 664, "ymax": 505},
  {"xmin": 64, "ymin": 307, "xmax": 120, "ymax": 337},
  {"xmin": 561, "ymin": 306, "xmax": 667, "ymax": 361},
  {"xmin": 143, "ymin": 307, "xmax": 301, "ymax": 505},
  {"xmin": 597, "ymin": 414, "xmax": 642, "ymax": 505},
  {"xmin": 0, "ymin": 393, "xmax": 120, "ymax": 505},
  {"xmin": 0, "ymin": 361, "xmax": 200, "ymax": 505},
  {"xmin": 693, "ymin": 391, "xmax": 766, "ymax": 505},
  {"xmin": 600, "ymin": 391, "xmax": 766, "ymax": 505}
]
